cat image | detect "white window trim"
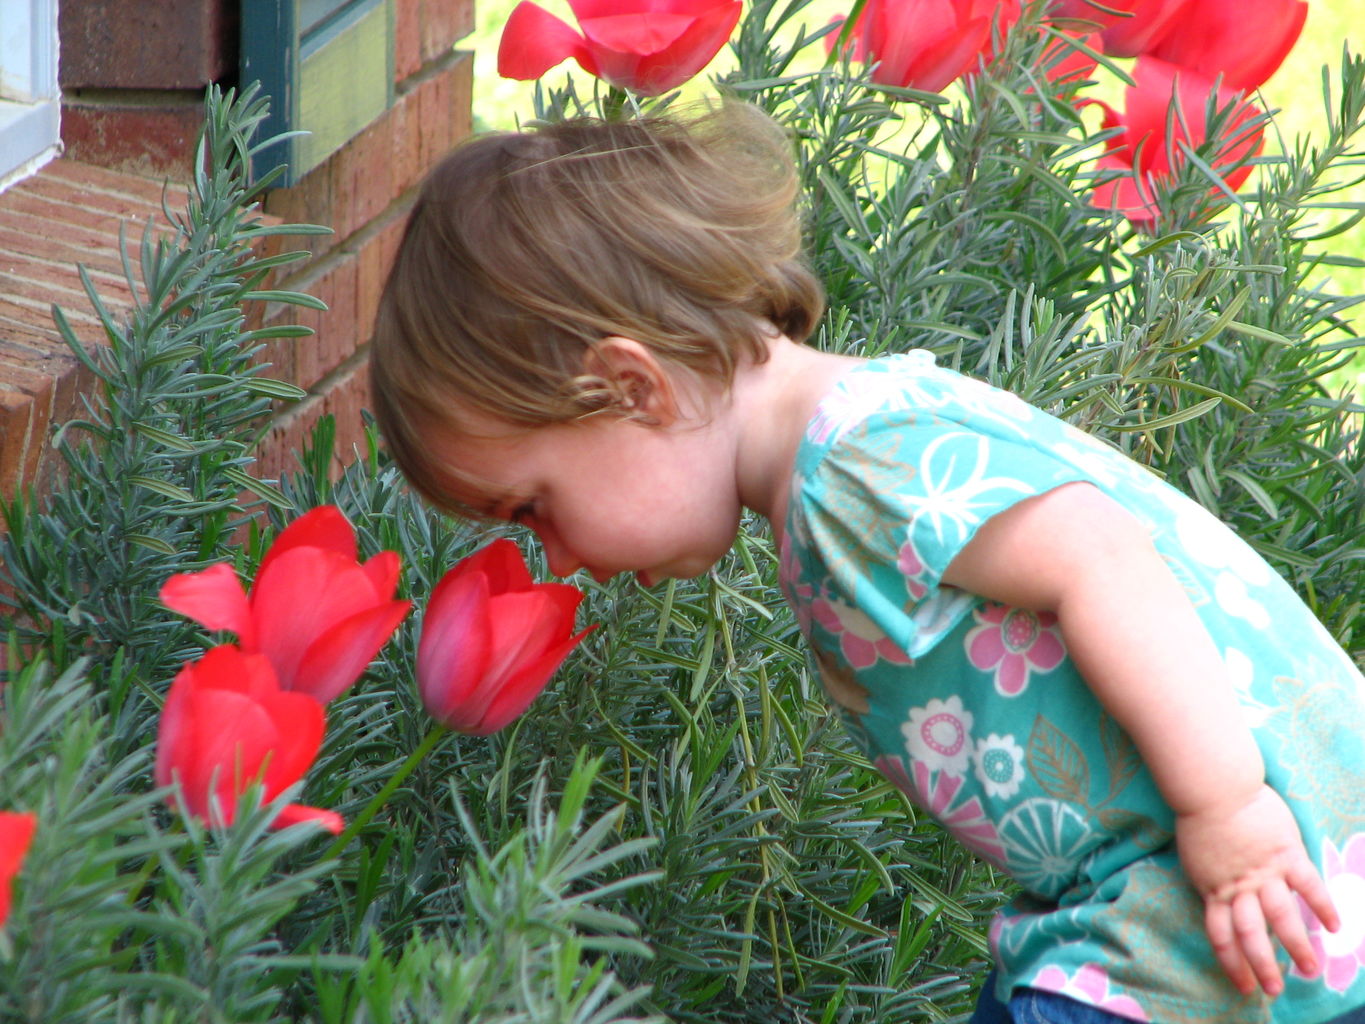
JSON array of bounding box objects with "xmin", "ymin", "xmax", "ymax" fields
[{"xmin": 0, "ymin": 0, "xmax": 60, "ymax": 192}]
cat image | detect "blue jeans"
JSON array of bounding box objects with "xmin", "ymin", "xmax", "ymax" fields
[
  {"xmin": 969, "ymin": 973, "xmax": 1130, "ymax": 1024},
  {"xmin": 969, "ymin": 971, "xmax": 1365, "ymax": 1024}
]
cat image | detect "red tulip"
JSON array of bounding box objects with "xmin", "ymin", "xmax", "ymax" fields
[
  {"xmin": 0, "ymin": 812, "xmax": 35, "ymax": 927},
  {"xmin": 1051, "ymin": 0, "xmax": 1192, "ymax": 58},
  {"xmin": 497, "ymin": 0, "xmax": 741, "ymax": 96},
  {"xmin": 418, "ymin": 539, "xmax": 594, "ymax": 735},
  {"xmin": 826, "ymin": 0, "xmax": 994, "ymax": 92},
  {"xmin": 160, "ymin": 506, "xmax": 411, "ymax": 704},
  {"xmin": 1147, "ymin": 0, "xmax": 1306, "ymax": 91},
  {"xmin": 1088, "ymin": 56, "xmax": 1266, "ymax": 229},
  {"xmin": 155, "ymin": 645, "xmax": 342, "ymax": 833}
]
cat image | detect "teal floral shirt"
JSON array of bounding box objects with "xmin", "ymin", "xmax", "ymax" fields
[{"xmin": 780, "ymin": 352, "xmax": 1365, "ymax": 1023}]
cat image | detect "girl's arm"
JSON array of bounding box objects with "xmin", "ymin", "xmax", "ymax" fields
[{"xmin": 942, "ymin": 481, "xmax": 1340, "ymax": 997}]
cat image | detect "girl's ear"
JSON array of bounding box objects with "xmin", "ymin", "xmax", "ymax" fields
[{"xmin": 582, "ymin": 336, "xmax": 682, "ymax": 425}]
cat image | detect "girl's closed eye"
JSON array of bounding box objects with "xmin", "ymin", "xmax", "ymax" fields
[{"xmin": 510, "ymin": 501, "xmax": 537, "ymax": 525}]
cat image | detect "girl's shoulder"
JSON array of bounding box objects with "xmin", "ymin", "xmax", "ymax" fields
[{"xmin": 801, "ymin": 350, "xmax": 1055, "ymax": 459}]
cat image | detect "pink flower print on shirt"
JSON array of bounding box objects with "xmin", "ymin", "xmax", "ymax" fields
[
  {"xmin": 1031, "ymin": 964, "xmax": 1149, "ymax": 1021},
  {"xmin": 1295, "ymin": 832, "xmax": 1365, "ymax": 993},
  {"xmin": 897, "ymin": 536, "xmax": 929, "ymax": 601},
  {"xmin": 966, "ymin": 603, "xmax": 1066, "ymax": 696},
  {"xmin": 875, "ymin": 754, "xmax": 1007, "ymax": 866},
  {"xmin": 811, "ymin": 594, "xmax": 911, "ymax": 670},
  {"xmin": 903, "ymin": 695, "xmax": 974, "ymax": 775}
]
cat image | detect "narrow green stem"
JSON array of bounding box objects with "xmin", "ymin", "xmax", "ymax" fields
[
  {"xmin": 321, "ymin": 724, "xmax": 446, "ymax": 860},
  {"xmin": 603, "ymin": 86, "xmax": 630, "ymax": 121}
]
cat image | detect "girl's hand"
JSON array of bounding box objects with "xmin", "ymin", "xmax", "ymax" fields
[{"xmin": 1176, "ymin": 784, "xmax": 1340, "ymax": 997}]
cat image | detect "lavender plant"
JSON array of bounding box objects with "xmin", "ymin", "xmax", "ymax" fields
[{"xmin": 0, "ymin": 4, "xmax": 1362, "ymax": 1023}]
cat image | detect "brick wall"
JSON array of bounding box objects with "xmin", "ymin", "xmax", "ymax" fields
[{"xmin": 0, "ymin": 0, "xmax": 475, "ymax": 501}]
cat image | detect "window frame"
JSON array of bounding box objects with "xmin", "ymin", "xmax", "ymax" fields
[
  {"xmin": 0, "ymin": 0, "xmax": 61, "ymax": 191},
  {"xmin": 241, "ymin": 0, "xmax": 393, "ymax": 188}
]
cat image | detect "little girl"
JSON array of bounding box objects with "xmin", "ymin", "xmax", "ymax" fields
[{"xmin": 369, "ymin": 103, "xmax": 1365, "ymax": 1024}]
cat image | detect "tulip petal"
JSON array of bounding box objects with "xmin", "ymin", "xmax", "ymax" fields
[
  {"xmin": 843, "ymin": 0, "xmax": 990, "ymax": 94},
  {"xmin": 886, "ymin": 16, "xmax": 990, "ymax": 92},
  {"xmin": 570, "ymin": 0, "xmax": 722, "ymax": 23},
  {"xmin": 1151, "ymin": 57, "xmax": 1266, "ymax": 182},
  {"xmin": 1148, "ymin": 0, "xmax": 1305, "ymax": 91},
  {"xmin": 581, "ymin": 11, "xmax": 695, "ymax": 55},
  {"xmin": 361, "ymin": 550, "xmax": 402, "ymax": 600},
  {"xmin": 626, "ymin": 2, "xmax": 742, "ymax": 94},
  {"xmin": 160, "ymin": 563, "xmax": 253, "ymax": 638},
  {"xmin": 155, "ymin": 646, "xmax": 331, "ymax": 829},
  {"xmin": 499, "ymin": 1, "xmax": 597, "ymax": 81},
  {"xmin": 1051, "ymin": 0, "xmax": 1127, "ymax": 30},
  {"xmin": 250, "ymin": 548, "xmax": 394, "ymax": 691},
  {"xmin": 158, "ymin": 680, "xmax": 281, "ymax": 825},
  {"xmin": 475, "ymin": 623, "xmax": 597, "ymax": 734},
  {"xmin": 257, "ymin": 505, "xmax": 357, "ymax": 581},
  {"xmin": 466, "ymin": 538, "xmax": 537, "ymax": 596},
  {"xmin": 418, "ymin": 540, "xmax": 591, "ymax": 734},
  {"xmin": 292, "ymin": 599, "xmax": 412, "ymax": 703},
  {"xmin": 449, "ymin": 588, "xmax": 583, "ymax": 730},
  {"xmin": 483, "ymin": 586, "xmax": 584, "ymax": 683},
  {"xmin": 0, "ymin": 811, "xmax": 36, "ymax": 927},
  {"xmin": 253, "ymin": 689, "xmax": 328, "ymax": 798},
  {"xmin": 1099, "ymin": 0, "xmax": 1193, "ymax": 58},
  {"xmin": 418, "ymin": 571, "xmax": 494, "ymax": 723},
  {"xmin": 273, "ymin": 803, "xmax": 344, "ymax": 834},
  {"xmin": 429, "ymin": 589, "xmax": 554, "ymax": 731},
  {"xmin": 0, "ymin": 814, "xmax": 36, "ymax": 879},
  {"xmin": 1116, "ymin": 56, "xmax": 1178, "ymax": 174}
]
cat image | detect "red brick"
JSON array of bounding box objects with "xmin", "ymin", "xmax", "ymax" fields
[
  {"xmin": 39, "ymin": 159, "xmax": 183, "ymax": 205},
  {"xmin": 10, "ymin": 175, "xmax": 180, "ymax": 233},
  {"xmin": 0, "ymin": 393, "xmax": 37, "ymax": 498},
  {"xmin": 356, "ymin": 210, "xmax": 411, "ymax": 341},
  {"xmin": 300, "ymin": 256, "xmax": 362, "ymax": 393},
  {"xmin": 260, "ymin": 167, "xmax": 338, "ymax": 264},
  {"xmin": 256, "ymin": 354, "xmax": 370, "ymax": 483},
  {"xmin": 0, "ymin": 222, "xmax": 134, "ymax": 281},
  {"xmin": 61, "ymin": 102, "xmax": 205, "ymax": 182},
  {"xmin": 0, "ymin": 353, "xmax": 63, "ymax": 497},
  {"xmin": 332, "ymin": 121, "xmax": 393, "ymax": 244},
  {"xmin": 255, "ymin": 316, "xmax": 297, "ymax": 392},
  {"xmin": 450, "ymin": 52, "xmax": 474, "ymax": 146},
  {"xmin": 395, "ymin": 0, "xmax": 424, "ymax": 83},
  {"xmin": 0, "ymin": 266, "xmax": 132, "ymax": 315},
  {"xmin": 60, "ymin": 0, "xmax": 235, "ymax": 90},
  {"xmin": 417, "ymin": 70, "xmax": 455, "ymax": 173},
  {"xmin": 0, "ymin": 158, "xmax": 184, "ymax": 502},
  {"xmin": 390, "ymin": 87, "xmax": 424, "ymax": 199},
  {"xmin": 422, "ymin": 0, "xmax": 476, "ymax": 64}
]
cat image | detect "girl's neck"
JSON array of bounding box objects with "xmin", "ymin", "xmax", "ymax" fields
[{"xmin": 730, "ymin": 336, "xmax": 864, "ymax": 536}]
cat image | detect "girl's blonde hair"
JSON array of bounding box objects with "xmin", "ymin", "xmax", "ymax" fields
[{"xmin": 369, "ymin": 101, "xmax": 824, "ymax": 513}]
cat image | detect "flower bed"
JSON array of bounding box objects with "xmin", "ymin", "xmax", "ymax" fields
[{"xmin": 0, "ymin": 3, "xmax": 1362, "ymax": 1020}]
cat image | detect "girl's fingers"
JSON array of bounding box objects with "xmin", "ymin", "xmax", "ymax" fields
[
  {"xmin": 1232, "ymin": 890, "xmax": 1284, "ymax": 996},
  {"xmin": 1287, "ymin": 858, "xmax": 1341, "ymax": 934},
  {"xmin": 1206, "ymin": 898, "xmax": 1257, "ymax": 995},
  {"xmin": 1261, "ymin": 876, "xmax": 1319, "ymax": 979}
]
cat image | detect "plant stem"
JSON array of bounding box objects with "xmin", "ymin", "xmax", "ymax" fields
[{"xmin": 321, "ymin": 724, "xmax": 446, "ymax": 860}]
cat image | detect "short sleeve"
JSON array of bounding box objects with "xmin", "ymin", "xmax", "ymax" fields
[{"xmin": 797, "ymin": 404, "xmax": 1092, "ymax": 658}]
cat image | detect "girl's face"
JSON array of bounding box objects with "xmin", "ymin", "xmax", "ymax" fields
[{"xmin": 432, "ymin": 407, "xmax": 743, "ymax": 587}]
